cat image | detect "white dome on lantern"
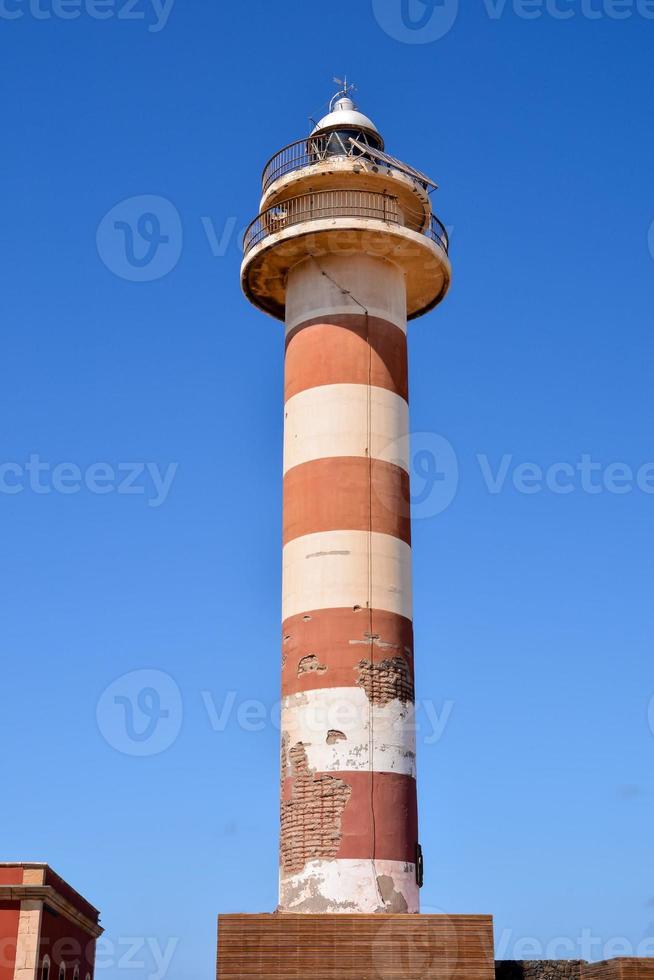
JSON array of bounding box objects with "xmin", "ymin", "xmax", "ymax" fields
[{"xmin": 310, "ymin": 97, "xmax": 382, "ymax": 142}]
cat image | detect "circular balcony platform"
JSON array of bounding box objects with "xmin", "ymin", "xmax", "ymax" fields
[{"xmin": 241, "ymin": 189, "xmax": 451, "ymax": 323}]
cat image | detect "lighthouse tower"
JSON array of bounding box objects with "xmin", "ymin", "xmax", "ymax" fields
[{"xmin": 241, "ymin": 86, "xmax": 451, "ymax": 916}]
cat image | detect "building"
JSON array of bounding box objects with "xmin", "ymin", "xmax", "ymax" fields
[{"xmin": 0, "ymin": 864, "xmax": 101, "ymax": 980}]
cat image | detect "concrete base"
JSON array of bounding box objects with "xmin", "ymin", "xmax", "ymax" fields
[{"xmin": 217, "ymin": 913, "xmax": 495, "ymax": 980}]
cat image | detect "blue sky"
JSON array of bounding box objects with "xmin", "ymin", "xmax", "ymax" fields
[{"xmin": 2, "ymin": 1, "xmax": 654, "ymax": 977}]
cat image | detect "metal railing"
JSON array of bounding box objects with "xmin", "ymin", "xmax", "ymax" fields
[
  {"xmin": 427, "ymin": 213, "xmax": 449, "ymax": 253},
  {"xmin": 243, "ymin": 188, "xmax": 449, "ymax": 256},
  {"xmin": 262, "ymin": 133, "xmax": 384, "ymax": 193},
  {"xmin": 244, "ymin": 189, "xmax": 400, "ymax": 254}
]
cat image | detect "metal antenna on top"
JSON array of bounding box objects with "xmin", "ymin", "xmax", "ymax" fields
[{"xmin": 332, "ymin": 75, "xmax": 356, "ymax": 107}]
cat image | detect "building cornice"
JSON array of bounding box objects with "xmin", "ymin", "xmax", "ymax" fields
[{"xmin": 0, "ymin": 885, "xmax": 103, "ymax": 939}]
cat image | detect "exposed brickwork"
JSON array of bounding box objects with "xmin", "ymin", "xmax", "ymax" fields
[
  {"xmin": 280, "ymin": 743, "xmax": 352, "ymax": 875},
  {"xmin": 496, "ymin": 962, "xmax": 586, "ymax": 980},
  {"xmin": 297, "ymin": 654, "xmax": 327, "ymax": 677},
  {"xmin": 357, "ymin": 656, "xmax": 414, "ymax": 705}
]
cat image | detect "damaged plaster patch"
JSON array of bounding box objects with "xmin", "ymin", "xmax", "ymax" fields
[
  {"xmin": 376, "ymin": 874, "xmax": 409, "ymax": 913},
  {"xmin": 357, "ymin": 656, "xmax": 415, "ymax": 705},
  {"xmin": 305, "ymin": 550, "xmax": 351, "ymax": 559},
  {"xmin": 297, "ymin": 654, "xmax": 328, "ymax": 677},
  {"xmin": 349, "ymin": 632, "xmax": 403, "ymax": 653},
  {"xmin": 280, "ymin": 742, "xmax": 352, "ymax": 875},
  {"xmin": 279, "ymin": 870, "xmax": 359, "ymax": 914},
  {"xmin": 326, "ymin": 730, "xmax": 347, "ymax": 745}
]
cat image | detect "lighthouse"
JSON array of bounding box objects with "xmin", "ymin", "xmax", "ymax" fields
[
  {"xmin": 241, "ymin": 85, "xmax": 451, "ymax": 916},
  {"xmin": 218, "ymin": 83, "xmax": 493, "ymax": 979}
]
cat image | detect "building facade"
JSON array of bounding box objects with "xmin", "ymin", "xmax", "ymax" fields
[{"xmin": 0, "ymin": 864, "xmax": 101, "ymax": 980}]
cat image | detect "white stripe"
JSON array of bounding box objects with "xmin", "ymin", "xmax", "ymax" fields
[
  {"xmin": 284, "ymin": 383, "xmax": 409, "ymax": 475},
  {"xmin": 286, "ymin": 303, "xmax": 406, "ymax": 335},
  {"xmin": 285, "ymin": 253, "xmax": 407, "ymax": 335},
  {"xmin": 279, "ymin": 859, "xmax": 419, "ymax": 914},
  {"xmin": 282, "ymin": 687, "xmax": 416, "ymax": 777},
  {"xmin": 282, "ymin": 530, "xmax": 412, "ymax": 621}
]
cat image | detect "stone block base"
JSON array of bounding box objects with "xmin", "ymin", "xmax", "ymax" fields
[{"xmin": 217, "ymin": 912, "xmax": 495, "ymax": 980}]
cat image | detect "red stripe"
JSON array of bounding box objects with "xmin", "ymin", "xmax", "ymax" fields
[
  {"xmin": 282, "ymin": 607, "xmax": 414, "ymax": 697},
  {"xmin": 285, "ymin": 315, "xmax": 408, "ymax": 402},
  {"xmin": 282, "ymin": 770, "xmax": 418, "ymax": 864},
  {"xmin": 283, "ymin": 456, "xmax": 411, "ymax": 546}
]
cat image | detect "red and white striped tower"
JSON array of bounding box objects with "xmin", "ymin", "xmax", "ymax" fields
[{"xmin": 241, "ymin": 87, "xmax": 451, "ymax": 915}]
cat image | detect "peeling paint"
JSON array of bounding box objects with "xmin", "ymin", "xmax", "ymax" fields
[
  {"xmin": 297, "ymin": 654, "xmax": 328, "ymax": 677},
  {"xmin": 279, "ymin": 858, "xmax": 419, "ymax": 914},
  {"xmin": 349, "ymin": 632, "xmax": 403, "ymax": 653},
  {"xmin": 305, "ymin": 549, "xmax": 351, "ymax": 559},
  {"xmin": 377, "ymin": 874, "xmax": 409, "ymax": 913}
]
